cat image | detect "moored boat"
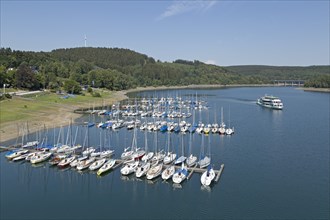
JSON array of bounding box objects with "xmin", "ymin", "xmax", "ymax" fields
[
  {"xmin": 172, "ymin": 163, "xmax": 188, "ymax": 184},
  {"xmin": 5, "ymin": 149, "xmax": 29, "ymax": 160},
  {"xmin": 97, "ymin": 159, "xmax": 116, "ymax": 175},
  {"xmin": 30, "ymin": 152, "xmax": 52, "ymax": 164},
  {"xmin": 76, "ymin": 157, "xmax": 96, "ymax": 171},
  {"xmin": 146, "ymin": 163, "xmax": 162, "ymax": 180},
  {"xmin": 120, "ymin": 160, "xmax": 139, "ymax": 175},
  {"xmin": 89, "ymin": 158, "xmax": 106, "ymax": 171},
  {"xmin": 58, "ymin": 156, "xmax": 76, "ymax": 168},
  {"xmin": 200, "ymin": 165, "xmax": 216, "ymax": 186},
  {"xmin": 161, "ymin": 165, "xmax": 175, "ymax": 180},
  {"xmin": 135, "ymin": 160, "xmax": 151, "ymax": 178}
]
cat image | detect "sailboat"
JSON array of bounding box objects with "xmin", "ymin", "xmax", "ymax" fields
[
  {"xmin": 163, "ymin": 132, "xmax": 176, "ymax": 164},
  {"xmin": 131, "ymin": 126, "xmax": 145, "ymax": 160},
  {"xmin": 30, "ymin": 152, "xmax": 52, "ymax": 164},
  {"xmin": 58, "ymin": 155, "xmax": 76, "ymax": 168},
  {"xmin": 172, "ymin": 163, "xmax": 188, "ymax": 184},
  {"xmin": 146, "ymin": 161, "xmax": 162, "ymax": 180},
  {"xmin": 76, "ymin": 157, "xmax": 96, "ymax": 171},
  {"xmin": 186, "ymin": 132, "xmax": 197, "ymax": 167},
  {"xmin": 89, "ymin": 158, "xmax": 107, "ymax": 171},
  {"xmin": 174, "ymin": 134, "xmax": 186, "ymax": 165},
  {"xmin": 135, "ymin": 159, "xmax": 151, "ymax": 178},
  {"xmin": 161, "ymin": 165, "xmax": 175, "ymax": 180},
  {"xmin": 25, "ymin": 151, "xmax": 44, "ymax": 161},
  {"xmin": 225, "ymin": 107, "xmax": 234, "ymax": 135},
  {"xmin": 151, "ymin": 131, "xmax": 165, "ymax": 163},
  {"xmin": 5, "ymin": 149, "xmax": 29, "ymax": 160},
  {"xmin": 97, "ymin": 159, "xmax": 116, "ymax": 175},
  {"xmin": 200, "ymin": 165, "xmax": 216, "ymax": 186},
  {"xmin": 219, "ymin": 107, "xmax": 226, "ymax": 135},
  {"xmin": 120, "ymin": 160, "xmax": 139, "ymax": 175},
  {"xmin": 198, "ymin": 134, "xmax": 211, "ymax": 169},
  {"xmin": 141, "ymin": 130, "xmax": 154, "ymax": 161}
]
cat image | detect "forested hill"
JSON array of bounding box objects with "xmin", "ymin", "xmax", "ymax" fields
[
  {"xmin": 226, "ymin": 65, "xmax": 330, "ymax": 88},
  {"xmin": 226, "ymin": 65, "xmax": 329, "ymax": 79},
  {"xmin": 51, "ymin": 47, "xmax": 154, "ymax": 68},
  {"xmin": 0, "ymin": 47, "xmax": 329, "ymax": 93}
]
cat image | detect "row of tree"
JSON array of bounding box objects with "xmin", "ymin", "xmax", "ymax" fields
[{"xmin": 0, "ymin": 47, "xmax": 329, "ymax": 94}]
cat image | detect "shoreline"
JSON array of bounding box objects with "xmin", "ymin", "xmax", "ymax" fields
[
  {"xmin": 296, "ymin": 87, "xmax": 330, "ymax": 93},
  {"xmin": 1, "ymin": 84, "xmax": 325, "ymax": 143}
]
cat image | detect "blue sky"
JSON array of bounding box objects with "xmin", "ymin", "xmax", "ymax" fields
[{"xmin": 1, "ymin": 0, "xmax": 329, "ymax": 66}]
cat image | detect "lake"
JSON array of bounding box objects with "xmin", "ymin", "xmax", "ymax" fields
[{"xmin": 1, "ymin": 87, "xmax": 329, "ymax": 219}]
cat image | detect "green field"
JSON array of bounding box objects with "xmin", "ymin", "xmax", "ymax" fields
[{"xmin": 0, "ymin": 90, "xmax": 116, "ymax": 124}]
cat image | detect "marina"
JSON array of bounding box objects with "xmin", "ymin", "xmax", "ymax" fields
[{"xmin": 1, "ymin": 143, "xmax": 225, "ymax": 188}]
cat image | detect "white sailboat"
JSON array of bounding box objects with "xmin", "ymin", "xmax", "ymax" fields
[
  {"xmin": 76, "ymin": 157, "xmax": 96, "ymax": 171},
  {"xmin": 120, "ymin": 160, "xmax": 139, "ymax": 175},
  {"xmin": 5, "ymin": 149, "xmax": 29, "ymax": 160},
  {"xmin": 58, "ymin": 155, "xmax": 76, "ymax": 168},
  {"xmin": 89, "ymin": 158, "xmax": 106, "ymax": 171},
  {"xmin": 172, "ymin": 163, "xmax": 188, "ymax": 184},
  {"xmin": 219, "ymin": 107, "xmax": 226, "ymax": 135},
  {"xmin": 163, "ymin": 132, "xmax": 177, "ymax": 165},
  {"xmin": 30, "ymin": 152, "xmax": 52, "ymax": 164},
  {"xmin": 141, "ymin": 129, "xmax": 154, "ymax": 161},
  {"xmin": 161, "ymin": 165, "xmax": 175, "ymax": 180},
  {"xmin": 198, "ymin": 134, "xmax": 211, "ymax": 169},
  {"xmin": 151, "ymin": 131, "xmax": 165, "ymax": 162},
  {"xmin": 174, "ymin": 134, "xmax": 186, "ymax": 165},
  {"xmin": 97, "ymin": 159, "xmax": 116, "ymax": 175},
  {"xmin": 225, "ymin": 107, "xmax": 234, "ymax": 135},
  {"xmin": 25, "ymin": 151, "xmax": 44, "ymax": 161},
  {"xmin": 12, "ymin": 153, "xmax": 29, "ymax": 161},
  {"xmin": 186, "ymin": 132, "xmax": 197, "ymax": 167},
  {"xmin": 146, "ymin": 162, "xmax": 162, "ymax": 180},
  {"xmin": 200, "ymin": 165, "xmax": 216, "ymax": 186},
  {"xmin": 135, "ymin": 160, "xmax": 151, "ymax": 178},
  {"xmin": 70, "ymin": 155, "xmax": 88, "ymax": 167}
]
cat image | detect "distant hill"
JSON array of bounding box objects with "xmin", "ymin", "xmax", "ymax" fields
[
  {"xmin": 226, "ymin": 65, "xmax": 329, "ymax": 80},
  {"xmin": 0, "ymin": 47, "xmax": 329, "ymax": 91}
]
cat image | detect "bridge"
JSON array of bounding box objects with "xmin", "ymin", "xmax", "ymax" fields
[{"xmin": 273, "ymin": 80, "xmax": 305, "ymax": 87}]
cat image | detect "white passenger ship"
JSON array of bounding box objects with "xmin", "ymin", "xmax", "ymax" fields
[{"xmin": 257, "ymin": 95, "xmax": 283, "ymax": 110}]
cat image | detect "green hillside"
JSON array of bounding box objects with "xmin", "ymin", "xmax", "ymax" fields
[{"xmin": 0, "ymin": 47, "xmax": 329, "ymax": 93}]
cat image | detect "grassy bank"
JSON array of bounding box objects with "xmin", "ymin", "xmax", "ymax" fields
[{"xmin": 0, "ymin": 90, "xmax": 126, "ymax": 143}]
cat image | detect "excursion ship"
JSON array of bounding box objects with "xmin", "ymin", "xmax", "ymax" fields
[{"xmin": 256, "ymin": 95, "xmax": 283, "ymax": 110}]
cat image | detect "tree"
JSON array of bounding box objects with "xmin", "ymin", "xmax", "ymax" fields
[
  {"xmin": 63, "ymin": 80, "xmax": 81, "ymax": 94},
  {"xmin": 15, "ymin": 63, "xmax": 40, "ymax": 90}
]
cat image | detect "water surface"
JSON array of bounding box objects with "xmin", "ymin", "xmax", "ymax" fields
[{"xmin": 1, "ymin": 87, "xmax": 329, "ymax": 219}]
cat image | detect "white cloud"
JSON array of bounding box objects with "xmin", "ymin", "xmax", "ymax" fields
[
  {"xmin": 158, "ymin": 0, "xmax": 217, "ymax": 20},
  {"xmin": 205, "ymin": 60, "xmax": 217, "ymax": 65}
]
